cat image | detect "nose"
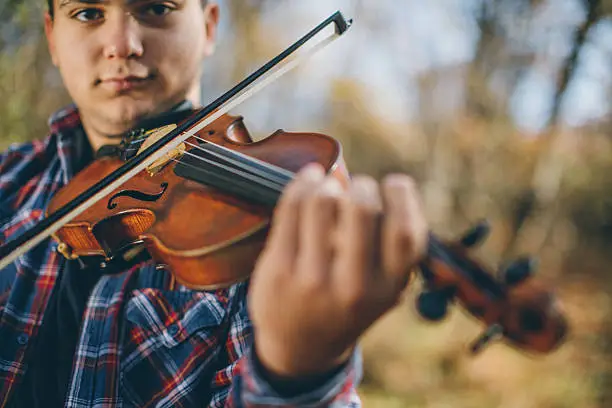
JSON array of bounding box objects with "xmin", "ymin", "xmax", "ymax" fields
[{"xmin": 102, "ymin": 12, "xmax": 144, "ymax": 60}]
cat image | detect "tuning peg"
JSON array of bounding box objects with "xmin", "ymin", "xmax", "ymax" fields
[
  {"xmin": 469, "ymin": 323, "xmax": 504, "ymax": 354},
  {"xmin": 499, "ymin": 256, "xmax": 538, "ymax": 286},
  {"xmin": 416, "ymin": 289, "xmax": 451, "ymax": 321},
  {"xmin": 459, "ymin": 219, "xmax": 490, "ymax": 248}
]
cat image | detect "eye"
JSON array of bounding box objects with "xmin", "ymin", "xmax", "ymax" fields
[
  {"xmin": 73, "ymin": 8, "xmax": 104, "ymax": 22},
  {"xmin": 141, "ymin": 3, "xmax": 174, "ymax": 17}
]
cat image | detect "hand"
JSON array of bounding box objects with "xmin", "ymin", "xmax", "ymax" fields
[{"xmin": 248, "ymin": 163, "xmax": 428, "ymax": 378}]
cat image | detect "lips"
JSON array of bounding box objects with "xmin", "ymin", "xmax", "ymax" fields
[{"xmin": 97, "ymin": 75, "xmax": 153, "ymax": 92}]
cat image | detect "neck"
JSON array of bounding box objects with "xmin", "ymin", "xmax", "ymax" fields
[
  {"xmin": 82, "ymin": 122, "xmax": 127, "ymax": 155},
  {"xmin": 82, "ymin": 92, "xmax": 202, "ymax": 154}
]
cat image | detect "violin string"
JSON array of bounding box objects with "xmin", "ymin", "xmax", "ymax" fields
[
  {"xmin": 125, "ymin": 138, "xmax": 293, "ymax": 194},
  {"xmin": 191, "ymin": 136, "xmax": 294, "ymax": 179},
  {"xmin": 167, "ymin": 155, "xmax": 284, "ymax": 199},
  {"xmin": 128, "ymin": 137, "xmax": 146, "ymax": 146},
  {"xmin": 167, "ymin": 156, "xmax": 280, "ymax": 192},
  {"xmin": 123, "ymin": 133, "xmax": 295, "ymax": 184},
  {"xmin": 183, "ymin": 140, "xmax": 293, "ymax": 185},
  {"xmin": 167, "ymin": 156, "xmax": 281, "ymax": 206},
  {"xmin": 123, "ymin": 129, "xmax": 295, "ymax": 182},
  {"xmin": 178, "ymin": 149, "xmax": 286, "ymax": 192}
]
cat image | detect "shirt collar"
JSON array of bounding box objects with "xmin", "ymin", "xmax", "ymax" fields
[{"xmin": 48, "ymin": 103, "xmax": 90, "ymax": 184}]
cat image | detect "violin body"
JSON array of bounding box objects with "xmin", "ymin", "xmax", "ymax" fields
[{"xmin": 47, "ymin": 113, "xmax": 348, "ymax": 289}]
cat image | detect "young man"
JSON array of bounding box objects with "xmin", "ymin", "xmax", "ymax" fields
[{"xmin": 0, "ymin": 0, "xmax": 428, "ymax": 406}]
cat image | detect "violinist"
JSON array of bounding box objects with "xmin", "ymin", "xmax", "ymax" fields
[{"xmin": 0, "ymin": 0, "xmax": 429, "ymax": 407}]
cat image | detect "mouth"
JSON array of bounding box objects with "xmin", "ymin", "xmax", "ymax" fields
[{"xmin": 96, "ymin": 74, "xmax": 153, "ymax": 92}]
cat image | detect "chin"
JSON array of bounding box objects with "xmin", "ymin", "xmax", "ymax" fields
[{"xmin": 104, "ymin": 98, "xmax": 160, "ymax": 131}]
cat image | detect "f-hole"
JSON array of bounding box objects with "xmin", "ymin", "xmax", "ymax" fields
[{"xmin": 107, "ymin": 182, "xmax": 169, "ymax": 209}]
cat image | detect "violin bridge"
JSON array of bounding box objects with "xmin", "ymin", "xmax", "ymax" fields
[{"xmin": 135, "ymin": 124, "xmax": 185, "ymax": 175}]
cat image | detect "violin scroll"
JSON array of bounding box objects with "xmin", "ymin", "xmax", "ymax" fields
[{"xmin": 415, "ymin": 220, "xmax": 568, "ymax": 355}]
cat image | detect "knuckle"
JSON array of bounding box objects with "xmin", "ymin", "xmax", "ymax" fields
[
  {"xmin": 351, "ymin": 199, "xmax": 379, "ymax": 221},
  {"xmin": 400, "ymin": 229, "xmax": 417, "ymax": 255},
  {"xmin": 282, "ymin": 190, "xmax": 302, "ymax": 209},
  {"xmin": 414, "ymin": 225, "xmax": 429, "ymax": 257},
  {"xmin": 351, "ymin": 175, "xmax": 379, "ymax": 196},
  {"xmin": 403, "ymin": 175, "xmax": 417, "ymax": 190},
  {"xmin": 278, "ymin": 181, "xmax": 305, "ymax": 208},
  {"xmin": 383, "ymin": 174, "xmax": 417, "ymax": 198},
  {"xmin": 285, "ymin": 165, "xmax": 325, "ymax": 196},
  {"xmin": 347, "ymin": 176, "xmax": 382, "ymax": 218},
  {"xmin": 280, "ymin": 178, "xmax": 329, "ymax": 214},
  {"xmin": 384, "ymin": 173, "xmax": 416, "ymax": 188},
  {"xmin": 296, "ymin": 263, "xmax": 327, "ymax": 292},
  {"xmin": 273, "ymin": 191, "xmax": 299, "ymax": 221},
  {"xmin": 340, "ymin": 281, "xmax": 370, "ymax": 311},
  {"xmin": 258, "ymin": 244, "xmax": 291, "ymax": 268},
  {"xmin": 398, "ymin": 224, "xmax": 428, "ymax": 263},
  {"xmin": 301, "ymin": 275, "xmax": 326, "ymax": 294},
  {"xmin": 316, "ymin": 196, "xmax": 340, "ymax": 217},
  {"xmin": 312, "ymin": 178, "xmax": 343, "ymax": 209},
  {"xmin": 393, "ymin": 218, "xmax": 417, "ymax": 248},
  {"xmin": 351, "ymin": 173, "xmax": 377, "ymax": 185}
]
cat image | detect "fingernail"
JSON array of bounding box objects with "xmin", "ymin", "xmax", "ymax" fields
[
  {"xmin": 300, "ymin": 163, "xmax": 324, "ymax": 179},
  {"xmin": 320, "ymin": 177, "xmax": 343, "ymax": 194},
  {"xmin": 384, "ymin": 174, "xmax": 410, "ymax": 187}
]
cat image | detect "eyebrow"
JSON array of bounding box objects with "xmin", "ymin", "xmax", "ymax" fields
[
  {"xmin": 58, "ymin": 0, "xmax": 142, "ymax": 8},
  {"xmin": 59, "ymin": 0, "xmax": 103, "ymax": 8}
]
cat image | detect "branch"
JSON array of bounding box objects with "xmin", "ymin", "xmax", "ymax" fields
[
  {"xmin": 501, "ymin": 0, "xmax": 602, "ymax": 259},
  {"xmin": 542, "ymin": 0, "xmax": 602, "ymax": 131}
]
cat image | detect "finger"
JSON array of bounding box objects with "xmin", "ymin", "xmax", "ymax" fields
[
  {"xmin": 334, "ymin": 175, "xmax": 383, "ymax": 299},
  {"xmin": 296, "ymin": 175, "xmax": 344, "ymax": 284},
  {"xmin": 381, "ymin": 174, "xmax": 428, "ymax": 288},
  {"xmin": 266, "ymin": 163, "xmax": 326, "ymax": 260}
]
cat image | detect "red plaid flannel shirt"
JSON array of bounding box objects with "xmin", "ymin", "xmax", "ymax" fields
[{"xmin": 0, "ymin": 104, "xmax": 362, "ymax": 407}]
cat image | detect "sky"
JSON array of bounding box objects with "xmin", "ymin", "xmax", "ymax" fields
[{"xmin": 199, "ymin": 0, "xmax": 611, "ymax": 135}]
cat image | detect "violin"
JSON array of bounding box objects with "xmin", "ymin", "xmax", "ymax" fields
[{"xmin": 0, "ymin": 11, "xmax": 568, "ymax": 355}]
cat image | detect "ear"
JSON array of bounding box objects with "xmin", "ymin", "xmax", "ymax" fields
[
  {"xmin": 201, "ymin": 2, "xmax": 220, "ymax": 57},
  {"xmin": 44, "ymin": 12, "xmax": 59, "ymax": 66}
]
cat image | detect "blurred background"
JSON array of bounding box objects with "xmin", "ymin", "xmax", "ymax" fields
[{"xmin": 0, "ymin": 0, "xmax": 611, "ymax": 406}]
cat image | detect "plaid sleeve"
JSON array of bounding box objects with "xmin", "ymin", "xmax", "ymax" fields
[
  {"xmin": 0, "ymin": 142, "xmax": 28, "ymax": 217},
  {"xmin": 232, "ymin": 347, "xmax": 362, "ymax": 407},
  {"xmin": 208, "ymin": 282, "xmax": 362, "ymax": 407},
  {"xmin": 0, "ymin": 138, "xmax": 50, "ymax": 218},
  {"xmin": 0, "ymin": 139, "xmax": 49, "ymax": 268},
  {"xmin": 0, "ymin": 140, "xmax": 42, "ymax": 183}
]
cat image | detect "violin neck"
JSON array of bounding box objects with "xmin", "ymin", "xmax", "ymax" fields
[{"xmin": 422, "ymin": 234, "xmax": 505, "ymax": 300}]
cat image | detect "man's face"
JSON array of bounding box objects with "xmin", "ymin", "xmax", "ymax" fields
[{"xmin": 44, "ymin": 0, "xmax": 219, "ymax": 135}]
